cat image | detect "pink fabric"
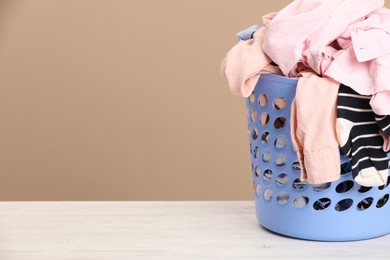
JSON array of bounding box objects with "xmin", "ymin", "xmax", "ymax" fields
[
  {"xmin": 220, "ymin": 13, "xmax": 278, "ymax": 97},
  {"xmin": 325, "ymin": 8, "xmax": 390, "ymax": 115},
  {"xmin": 371, "ymin": 91, "xmax": 390, "ymax": 115},
  {"xmin": 290, "ymin": 72, "xmax": 341, "ymax": 184},
  {"xmin": 262, "ymin": 0, "xmax": 390, "ymax": 115},
  {"xmin": 380, "ymin": 130, "xmax": 390, "ymax": 152},
  {"xmin": 262, "ymin": 0, "xmax": 384, "ymax": 77}
]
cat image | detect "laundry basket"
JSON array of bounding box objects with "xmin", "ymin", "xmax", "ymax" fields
[{"xmin": 246, "ymin": 73, "xmax": 390, "ymax": 241}]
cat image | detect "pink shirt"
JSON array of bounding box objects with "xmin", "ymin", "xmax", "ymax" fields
[
  {"xmin": 262, "ymin": 0, "xmax": 384, "ymax": 77},
  {"xmin": 262, "ymin": 0, "xmax": 390, "ymax": 115},
  {"xmin": 325, "ymin": 7, "xmax": 390, "ymax": 115},
  {"xmin": 291, "ymin": 72, "xmax": 341, "ymax": 184},
  {"xmin": 220, "ymin": 13, "xmax": 281, "ymax": 97}
]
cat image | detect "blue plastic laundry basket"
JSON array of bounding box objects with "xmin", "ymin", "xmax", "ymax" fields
[{"xmin": 246, "ymin": 73, "xmax": 390, "ymax": 241}]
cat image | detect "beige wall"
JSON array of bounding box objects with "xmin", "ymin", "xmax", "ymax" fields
[{"xmin": 0, "ymin": 0, "xmax": 389, "ymax": 200}]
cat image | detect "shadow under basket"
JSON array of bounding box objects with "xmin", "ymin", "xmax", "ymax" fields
[{"xmin": 246, "ymin": 73, "xmax": 390, "ymax": 242}]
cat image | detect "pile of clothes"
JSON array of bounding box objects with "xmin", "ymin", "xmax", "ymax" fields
[{"xmin": 221, "ymin": 0, "xmax": 390, "ymax": 187}]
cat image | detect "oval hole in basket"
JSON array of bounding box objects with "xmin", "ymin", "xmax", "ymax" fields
[
  {"xmin": 313, "ymin": 182, "xmax": 331, "ymax": 192},
  {"xmin": 254, "ymin": 166, "xmax": 260, "ymax": 177},
  {"xmin": 276, "ymin": 173, "xmax": 288, "ymax": 186},
  {"xmin": 273, "ymin": 97, "xmax": 287, "ymax": 111},
  {"xmin": 261, "ymin": 113, "xmax": 270, "ymax": 126},
  {"xmin": 274, "ymin": 117, "xmax": 287, "ymax": 129},
  {"xmin": 256, "ymin": 184, "xmax": 262, "ymax": 197},
  {"xmin": 263, "ymin": 169, "xmax": 273, "ymax": 182},
  {"xmin": 253, "ymin": 146, "xmax": 259, "ymax": 159},
  {"xmin": 293, "ymin": 196, "xmax": 309, "ymax": 209},
  {"xmin": 251, "ymin": 109, "xmax": 257, "ymax": 122},
  {"xmin": 313, "ymin": 198, "xmax": 331, "ymax": 211},
  {"xmin": 262, "ymin": 151, "xmax": 272, "ymax": 163},
  {"xmin": 357, "ymin": 197, "xmax": 373, "ymax": 211},
  {"xmin": 292, "ymin": 161, "xmax": 301, "ymax": 173},
  {"xmin": 292, "ymin": 178, "xmax": 307, "ymax": 190},
  {"xmin": 259, "ymin": 94, "xmax": 268, "ymax": 107},
  {"xmin": 249, "ymin": 92, "xmax": 256, "ymax": 103},
  {"xmin": 264, "ymin": 188, "xmax": 273, "ymax": 201},
  {"xmin": 277, "ymin": 192, "xmax": 289, "ymax": 205},
  {"xmin": 376, "ymin": 194, "xmax": 390, "ymax": 208},
  {"xmin": 274, "ymin": 135, "xmax": 287, "ymax": 149},
  {"xmin": 335, "ymin": 198, "xmax": 353, "ymax": 212},
  {"xmin": 335, "ymin": 180, "xmax": 354, "ymax": 193},
  {"xmin": 252, "ymin": 128, "xmax": 258, "ymax": 140},
  {"xmin": 358, "ymin": 185, "xmax": 372, "ymax": 193},
  {"xmin": 261, "ymin": 132, "xmax": 271, "ymax": 145},
  {"xmin": 275, "ymin": 154, "xmax": 287, "ymax": 167}
]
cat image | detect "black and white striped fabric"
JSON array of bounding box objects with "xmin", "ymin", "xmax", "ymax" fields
[
  {"xmin": 375, "ymin": 114, "xmax": 390, "ymax": 136},
  {"xmin": 337, "ymin": 84, "xmax": 389, "ymax": 187}
]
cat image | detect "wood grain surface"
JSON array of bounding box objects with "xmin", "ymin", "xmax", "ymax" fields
[{"xmin": 0, "ymin": 201, "xmax": 388, "ymax": 259}]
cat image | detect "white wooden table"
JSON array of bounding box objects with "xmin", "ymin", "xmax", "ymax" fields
[{"xmin": 0, "ymin": 201, "xmax": 388, "ymax": 259}]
